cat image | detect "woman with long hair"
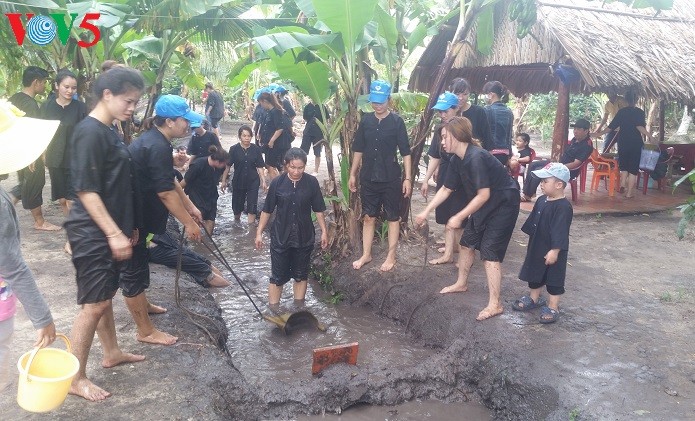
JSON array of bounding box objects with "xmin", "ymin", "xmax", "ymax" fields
[
  {"xmin": 42, "ymin": 69, "xmax": 87, "ymax": 218},
  {"xmin": 416, "ymin": 116, "xmax": 519, "ymax": 321},
  {"xmin": 255, "ymin": 148, "xmax": 328, "ymax": 305},
  {"xmin": 257, "ymin": 91, "xmax": 289, "ymax": 180},
  {"xmin": 181, "ymin": 145, "xmax": 228, "ymax": 234},
  {"xmin": 221, "ymin": 125, "xmax": 266, "ymax": 225},
  {"xmin": 482, "ymin": 80, "xmax": 514, "ymax": 165}
]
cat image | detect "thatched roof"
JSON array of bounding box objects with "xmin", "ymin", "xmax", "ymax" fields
[{"xmin": 409, "ymin": 0, "xmax": 695, "ymax": 103}]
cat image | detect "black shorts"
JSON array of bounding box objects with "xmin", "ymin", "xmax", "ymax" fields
[
  {"xmin": 148, "ymin": 242, "xmax": 212, "ymax": 287},
  {"xmin": 360, "ymin": 179, "xmax": 401, "ymax": 221},
  {"xmin": 48, "ymin": 167, "xmax": 73, "ymax": 201},
  {"xmin": 209, "ymin": 117, "xmax": 222, "ymax": 128},
  {"xmin": 119, "ymin": 240, "xmax": 151, "ymax": 297},
  {"xmin": 300, "ymin": 134, "xmax": 323, "ymax": 157},
  {"xmin": 231, "ymin": 181, "xmax": 260, "ymax": 215},
  {"xmin": 19, "ymin": 159, "xmax": 45, "ymax": 210},
  {"xmin": 269, "ymin": 244, "xmax": 314, "ymax": 286},
  {"xmin": 528, "ymin": 280, "xmax": 565, "ymax": 296},
  {"xmin": 263, "ymin": 145, "xmax": 285, "ymax": 170},
  {"xmin": 200, "ymin": 204, "xmax": 217, "ymax": 222},
  {"xmin": 435, "ymin": 187, "xmax": 467, "ymax": 225},
  {"xmin": 67, "ymin": 224, "xmax": 120, "ymax": 304},
  {"xmin": 460, "ymin": 190, "xmax": 520, "ymax": 262}
]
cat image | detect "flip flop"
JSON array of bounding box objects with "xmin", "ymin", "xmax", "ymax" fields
[
  {"xmin": 539, "ymin": 306, "xmax": 559, "ymax": 324},
  {"xmin": 512, "ymin": 295, "xmax": 546, "ymax": 311}
]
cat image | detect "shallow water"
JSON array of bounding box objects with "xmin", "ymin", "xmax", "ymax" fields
[
  {"xmin": 205, "ymin": 189, "xmax": 490, "ymax": 417},
  {"xmin": 300, "ymin": 400, "xmax": 493, "ymax": 420}
]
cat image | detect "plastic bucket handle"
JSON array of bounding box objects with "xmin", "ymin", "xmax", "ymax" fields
[{"xmin": 21, "ymin": 334, "xmax": 71, "ymax": 384}]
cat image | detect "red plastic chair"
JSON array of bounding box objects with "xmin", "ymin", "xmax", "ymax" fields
[{"xmin": 569, "ymin": 157, "xmax": 590, "ymax": 204}]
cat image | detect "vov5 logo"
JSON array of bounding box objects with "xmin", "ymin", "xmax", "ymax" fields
[{"xmin": 5, "ymin": 12, "xmax": 101, "ymax": 48}]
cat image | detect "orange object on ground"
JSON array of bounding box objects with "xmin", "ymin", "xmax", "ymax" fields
[
  {"xmin": 312, "ymin": 342, "xmax": 359, "ymax": 375},
  {"xmin": 590, "ymin": 149, "xmax": 619, "ymax": 196}
]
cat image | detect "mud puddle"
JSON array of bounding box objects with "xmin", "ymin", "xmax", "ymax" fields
[
  {"xmin": 201, "ymin": 193, "xmax": 492, "ymax": 418},
  {"xmin": 300, "ymin": 400, "xmax": 492, "ymax": 420}
]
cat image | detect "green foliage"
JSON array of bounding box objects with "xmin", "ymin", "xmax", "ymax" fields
[
  {"xmin": 569, "ymin": 407, "xmax": 581, "ymax": 421},
  {"xmin": 673, "ymin": 168, "xmax": 695, "ymax": 239},
  {"xmin": 309, "ymin": 252, "xmax": 344, "ymax": 304},
  {"xmin": 377, "ymin": 220, "xmax": 389, "ymax": 243},
  {"xmin": 521, "ymin": 93, "xmax": 603, "ymax": 141}
]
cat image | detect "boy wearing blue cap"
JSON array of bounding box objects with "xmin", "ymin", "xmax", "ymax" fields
[
  {"xmin": 349, "ymin": 80, "xmax": 412, "ymax": 272},
  {"xmin": 513, "ymin": 162, "xmax": 573, "ymax": 324}
]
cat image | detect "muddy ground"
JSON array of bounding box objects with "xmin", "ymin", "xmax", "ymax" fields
[{"xmin": 2, "ymin": 118, "xmax": 695, "ymax": 420}]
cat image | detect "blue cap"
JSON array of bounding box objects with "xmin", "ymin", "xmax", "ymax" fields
[
  {"xmin": 271, "ymin": 84, "xmax": 288, "ymax": 94},
  {"xmin": 432, "ymin": 91, "xmax": 459, "ymax": 111},
  {"xmin": 253, "ymin": 87, "xmax": 271, "ymax": 101},
  {"xmin": 532, "ymin": 162, "xmax": 570, "ymax": 183},
  {"xmin": 189, "ymin": 115, "xmax": 204, "ymax": 129},
  {"xmin": 368, "ymin": 80, "xmax": 391, "ymax": 103},
  {"xmin": 155, "ymin": 95, "xmax": 203, "ymax": 124}
]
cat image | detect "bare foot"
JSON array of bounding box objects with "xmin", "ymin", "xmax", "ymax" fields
[
  {"xmin": 208, "ymin": 274, "xmax": 231, "ymax": 287},
  {"xmin": 437, "ymin": 246, "xmax": 446, "ymax": 253},
  {"xmin": 147, "ymin": 303, "xmax": 167, "ymax": 314},
  {"xmin": 137, "ymin": 330, "xmax": 178, "ymax": 345},
  {"xmin": 64, "ymin": 241, "xmax": 72, "ymax": 255},
  {"xmin": 34, "ymin": 221, "xmax": 62, "ymax": 231},
  {"xmin": 352, "ymin": 256, "xmax": 372, "ymax": 270},
  {"xmin": 380, "ymin": 258, "xmax": 396, "ymax": 272},
  {"xmin": 102, "ymin": 351, "xmax": 146, "ymax": 368},
  {"xmin": 429, "ymin": 256, "xmax": 453, "ymax": 265},
  {"xmin": 476, "ymin": 305, "xmax": 504, "ymax": 321},
  {"xmin": 70, "ymin": 378, "xmax": 112, "ymax": 401},
  {"xmin": 440, "ymin": 283, "xmax": 468, "ymax": 294}
]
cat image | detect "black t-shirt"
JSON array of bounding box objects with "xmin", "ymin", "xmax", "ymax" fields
[
  {"xmin": 263, "ymin": 174, "xmax": 326, "ymax": 248},
  {"xmin": 303, "ymin": 103, "xmax": 329, "ymax": 139},
  {"xmin": 445, "ymin": 145, "xmax": 518, "ymax": 227},
  {"xmin": 228, "ymin": 143, "xmax": 265, "ymax": 189},
  {"xmin": 460, "ymin": 104, "xmax": 492, "ymax": 150},
  {"xmin": 66, "ymin": 116, "xmax": 136, "ymax": 235},
  {"xmin": 427, "ymin": 124, "xmax": 452, "ymax": 189},
  {"xmin": 205, "ymin": 90, "xmax": 225, "ymax": 119},
  {"xmin": 352, "ymin": 112, "xmax": 411, "ymax": 183},
  {"xmin": 183, "ymin": 156, "xmax": 222, "ymax": 213},
  {"xmin": 42, "ymin": 99, "xmax": 87, "ymax": 168},
  {"xmin": 252, "ymin": 104, "xmax": 267, "ymax": 137},
  {"xmin": 9, "ymin": 92, "xmax": 40, "ymax": 117},
  {"xmin": 187, "ymin": 130, "xmax": 221, "ymax": 157},
  {"xmin": 282, "ymin": 98, "xmax": 296, "ymax": 118},
  {"xmin": 128, "ymin": 128, "xmax": 176, "ymax": 234},
  {"xmin": 560, "ymin": 137, "xmax": 593, "ymax": 178},
  {"xmin": 518, "ymin": 148, "xmax": 533, "ymax": 160},
  {"xmin": 259, "ymin": 108, "xmax": 284, "ymax": 147},
  {"xmin": 608, "ymin": 106, "xmax": 646, "ymax": 146}
]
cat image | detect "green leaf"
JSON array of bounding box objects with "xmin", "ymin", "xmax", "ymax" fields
[
  {"xmin": 226, "ymin": 58, "xmax": 261, "ymax": 88},
  {"xmin": 475, "ymin": 6, "xmax": 494, "ymax": 55},
  {"xmin": 15, "ymin": 0, "xmax": 60, "ymax": 7},
  {"xmin": 295, "ymin": 0, "xmax": 316, "ymax": 17},
  {"xmin": 313, "ymin": 0, "xmax": 378, "ymax": 51},
  {"xmin": 253, "ymin": 31, "xmax": 339, "ymax": 56},
  {"xmin": 374, "ymin": 4, "xmax": 398, "ymax": 47},
  {"xmin": 340, "ymin": 153, "xmax": 350, "ymax": 205},
  {"xmin": 268, "ymin": 49, "xmax": 332, "ymax": 103},
  {"xmin": 407, "ymin": 23, "xmax": 428, "ymax": 53}
]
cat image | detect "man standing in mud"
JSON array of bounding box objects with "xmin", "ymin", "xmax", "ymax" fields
[{"xmin": 349, "ymin": 80, "xmax": 412, "ymax": 272}]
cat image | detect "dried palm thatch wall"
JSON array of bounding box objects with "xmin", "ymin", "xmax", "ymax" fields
[{"xmin": 409, "ymin": 0, "xmax": 695, "ymax": 103}]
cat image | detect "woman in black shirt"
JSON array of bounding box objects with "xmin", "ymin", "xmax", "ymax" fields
[
  {"xmin": 257, "ymin": 91, "xmax": 288, "ymax": 180},
  {"xmin": 181, "ymin": 145, "xmax": 228, "ymax": 235},
  {"xmin": 255, "ymin": 148, "xmax": 328, "ymax": 305},
  {"xmin": 186, "ymin": 119, "xmax": 222, "ymax": 166},
  {"xmin": 415, "ymin": 116, "xmax": 519, "ymax": 321},
  {"xmin": 221, "ymin": 125, "xmax": 266, "ymax": 224},
  {"xmin": 42, "ymin": 70, "xmax": 87, "ymax": 217}
]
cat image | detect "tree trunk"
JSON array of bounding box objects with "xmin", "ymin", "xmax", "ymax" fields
[
  {"xmin": 646, "ymin": 100, "xmax": 659, "ymax": 135},
  {"xmin": 551, "ymin": 81, "xmax": 570, "ymax": 161}
]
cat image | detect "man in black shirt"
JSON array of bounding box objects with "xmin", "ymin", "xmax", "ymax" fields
[
  {"xmin": 522, "ymin": 119, "xmax": 593, "ymax": 201},
  {"xmin": 204, "ymin": 82, "xmax": 225, "ymax": 137},
  {"xmin": 8, "ymin": 66, "xmax": 61, "ymax": 231},
  {"xmin": 349, "ymin": 80, "xmax": 412, "ymax": 272}
]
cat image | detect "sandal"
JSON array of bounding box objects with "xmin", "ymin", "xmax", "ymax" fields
[
  {"xmin": 512, "ymin": 295, "xmax": 546, "ymax": 312},
  {"xmin": 539, "ymin": 306, "xmax": 559, "ymax": 324}
]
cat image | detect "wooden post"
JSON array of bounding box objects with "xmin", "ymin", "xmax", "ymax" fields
[
  {"xmin": 658, "ymin": 99, "xmax": 665, "ymax": 144},
  {"xmin": 551, "ymin": 81, "xmax": 570, "ymax": 161}
]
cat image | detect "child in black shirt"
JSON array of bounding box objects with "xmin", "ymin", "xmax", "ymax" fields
[
  {"xmin": 509, "ymin": 133, "xmax": 535, "ymax": 181},
  {"xmin": 513, "ymin": 163, "xmax": 573, "ymax": 324}
]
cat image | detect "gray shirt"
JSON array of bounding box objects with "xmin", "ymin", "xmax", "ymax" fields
[{"xmin": 0, "ymin": 186, "xmax": 53, "ymax": 329}]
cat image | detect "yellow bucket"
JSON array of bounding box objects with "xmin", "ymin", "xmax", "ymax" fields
[{"xmin": 16, "ymin": 334, "xmax": 79, "ymax": 413}]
